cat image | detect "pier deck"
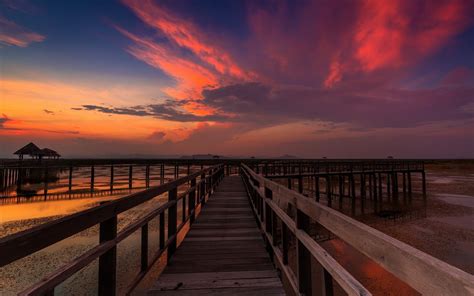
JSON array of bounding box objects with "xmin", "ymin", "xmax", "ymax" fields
[{"xmin": 148, "ymin": 176, "xmax": 284, "ymax": 295}]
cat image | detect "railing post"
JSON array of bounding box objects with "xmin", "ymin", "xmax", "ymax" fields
[
  {"xmin": 182, "ymin": 192, "xmax": 186, "ymax": 223},
  {"xmin": 296, "ymin": 207, "xmax": 312, "ymax": 295},
  {"xmin": 159, "ymin": 213, "xmax": 165, "ymax": 250},
  {"xmin": 282, "ymin": 224, "xmax": 289, "ymax": 264},
  {"xmin": 189, "ymin": 178, "xmax": 196, "ymax": 224},
  {"xmin": 200, "ymin": 173, "xmax": 206, "ymax": 204},
  {"xmin": 167, "ymin": 187, "xmax": 177, "ymax": 261},
  {"xmin": 264, "ymin": 187, "xmax": 272, "ymax": 234},
  {"xmin": 99, "ymin": 215, "xmax": 117, "ymax": 296},
  {"xmin": 141, "ymin": 222, "xmax": 148, "ymax": 272},
  {"xmin": 322, "ymin": 263, "xmax": 334, "ymax": 296}
]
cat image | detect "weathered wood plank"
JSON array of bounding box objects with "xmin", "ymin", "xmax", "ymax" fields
[
  {"xmin": 149, "ymin": 176, "xmax": 284, "ymax": 295},
  {"xmin": 148, "ymin": 287, "xmax": 285, "ymax": 296}
]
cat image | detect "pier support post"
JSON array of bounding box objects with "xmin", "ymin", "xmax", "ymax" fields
[
  {"xmin": 44, "ymin": 167, "xmax": 48, "ymax": 199},
  {"xmin": 129, "ymin": 165, "xmax": 133, "ymax": 189},
  {"xmin": 315, "ymin": 176, "xmax": 320, "ymax": 202},
  {"xmin": 145, "ymin": 165, "xmax": 150, "ymax": 188},
  {"xmin": 422, "ymin": 171, "xmax": 427, "ymax": 200},
  {"xmin": 326, "ymin": 176, "xmax": 332, "ymax": 207},
  {"xmin": 90, "ymin": 165, "xmax": 95, "ymax": 194},
  {"xmin": 387, "ymin": 173, "xmax": 391, "ymax": 201},
  {"xmin": 402, "ymin": 172, "xmax": 407, "ymax": 198},
  {"xmin": 368, "ymin": 173, "xmax": 373, "ymax": 200},
  {"xmin": 338, "ymin": 175, "xmax": 343, "ymax": 208},
  {"xmin": 68, "ymin": 166, "xmax": 73, "ymax": 192},
  {"xmin": 408, "ymin": 172, "xmax": 412, "ymax": 198},
  {"xmin": 298, "ymin": 176, "xmax": 303, "ymax": 194},
  {"xmin": 160, "ymin": 164, "xmax": 164, "ymax": 184},
  {"xmin": 378, "ymin": 173, "xmax": 382, "ymax": 201},
  {"xmin": 350, "ymin": 174, "xmax": 356, "ymax": 216},
  {"xmin": 110, "ymin": 165, "xmax": 114, "ymax": 192},
  {"xmin": 392, "ymin": 172, "xmax": 399, "ymax": 201}
]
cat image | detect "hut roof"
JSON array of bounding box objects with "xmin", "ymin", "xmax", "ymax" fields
[
  {"xmin": 14, "ymin": 142, "xmax": 41, "ymax": 155},
  {"xmin": 38, "ymin": 148, "xmax": 61, "ymax": 157}
]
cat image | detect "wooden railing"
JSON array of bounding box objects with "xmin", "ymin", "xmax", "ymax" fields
[
  {"xmin": 240, "ymin": 164, "xmax": 474, "ymax": 296},
  {"xmin": 0, "ymin": 165, "xmax": 224, "ymax": 295}
]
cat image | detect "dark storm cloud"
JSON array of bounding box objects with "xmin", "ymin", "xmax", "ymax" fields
[
  {"xmin": 200, "ymin": 82, "xmax": 474, "ymax": 128},
  {"xmin": 78, "ymin": 100, "xmax": 230, "ymax": 122}
]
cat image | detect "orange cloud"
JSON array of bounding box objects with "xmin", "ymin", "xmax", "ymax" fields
[
  {"xmin": 0, "ymin": 16, "xmax": 44, "ymax": 47},
  {"xmin": 117, "ymin": 1, "xmax": 257, "ymax": 123},
  {"xmin": 0, "ymin": 78, "xmax": 191, "ymax": 140},
  {"xmin": 117, "ymin": 27, "xmax": 218, "ymax": 99},
  {"xmin": 122, "ymin": 0, "xmax": 253, "ymax": 81}
]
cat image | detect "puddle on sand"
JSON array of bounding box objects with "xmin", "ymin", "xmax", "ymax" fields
[
  {"xmin": 435, "ymin": 193, "xmax": 474, "ymax": 208},
  {"xmin": 0, "ymin": 195, "xmax": 122, "ymax": 224}
]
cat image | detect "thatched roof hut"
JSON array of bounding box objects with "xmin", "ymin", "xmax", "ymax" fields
[
  {"xmin": 38, "ymin": 148, "xmax": 61, "ymax": 159},
  {"xmin": 13, "ymin": 143, "xmax": 61, "ymax": 160},
  {"xmin": 14, "ymin": 142, "xmax": 41, "ymax": 159}
]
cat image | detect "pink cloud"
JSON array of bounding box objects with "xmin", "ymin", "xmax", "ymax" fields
[
  {"xmin": 353, "ymin": 0, "xmax": 473, "ymax": 73},
  {"xmin": 0, "ymin": 16, "xmax": 44, "ymax": 47},
  {"xmin": 324, "ymin": 58, "xmax": 343, "ymax": 88},
  {"xmin": 245, "ymin": 1, "xmax": 473, "ymax": 88}
]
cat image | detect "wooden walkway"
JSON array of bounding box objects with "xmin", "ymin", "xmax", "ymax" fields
[{"xmin": 148, "ymin": 176, "xmax": 284, "ymax": 295}]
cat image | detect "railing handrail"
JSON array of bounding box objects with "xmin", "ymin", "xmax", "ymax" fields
[
  {"xmin": 0, "ymin": 165, "xmax": 221, "ymax": 267},
  {"xmin": 2, "ymin": 164, "xmax": 225, "ymax": 295},
  {"xmin": 241, "ymin": 164, "xmax": 474, "ymax": 296},
  {"xmin": 241, "ymin": 165, "xmax": 371, "ymax": 296}
]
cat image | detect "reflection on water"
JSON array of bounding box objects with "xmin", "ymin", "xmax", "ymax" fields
[
  {"xmin": 1, "ymin": 164, "xmax": 202, "ymax": 201},
  {"xmin": 0, "ymin": 195, "xmax": 120, "ymax": 224}
]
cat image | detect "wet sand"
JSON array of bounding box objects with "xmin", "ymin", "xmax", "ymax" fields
[{"xmin": 364, "ymin": 162, "xmax": 474, "ymax": 274}]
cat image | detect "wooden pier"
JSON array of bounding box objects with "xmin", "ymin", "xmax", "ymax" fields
[
  {"xmin": 0, "ymin": 160, "xmax": 473, "ymax": 295},
  {"xmin": 149, "ymin": 176, "xmax": 284, "ymax": 295}
]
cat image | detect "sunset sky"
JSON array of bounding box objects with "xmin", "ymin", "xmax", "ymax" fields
[{"xmin": 1, "ymin": 0, "xmax": 473, "ymax": 158}]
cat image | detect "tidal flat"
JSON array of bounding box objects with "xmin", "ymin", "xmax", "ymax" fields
[{"xmin": 0, "ymin": 160, "xmax": 473, "ymax": 295}]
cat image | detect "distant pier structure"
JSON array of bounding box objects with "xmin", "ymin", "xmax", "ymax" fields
[
  {"xmin": 0, "ymin": 143, "xmax": 61, "ymax": 192},
  {"xmin": 13, "ymin": 142, "xmax": 61, "ymax": 160}
]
